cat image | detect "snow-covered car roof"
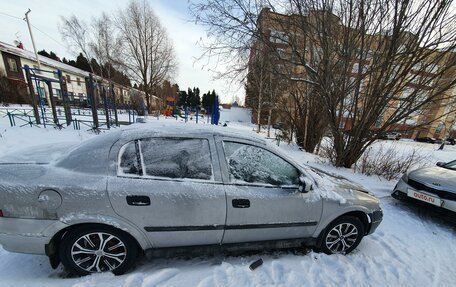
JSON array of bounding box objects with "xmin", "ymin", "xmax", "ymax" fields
[
  {"xmin": 54, "ymin": 122, "xmax": 267, "ymax": 174},
  {"xmin": 119, "ymin": 121, "xmax": 267, "ymax": 144}
]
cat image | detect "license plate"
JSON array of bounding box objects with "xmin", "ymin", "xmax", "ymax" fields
[{"xmin": 407, "ymin": 189, "xmax": 442, "ymax": 206}]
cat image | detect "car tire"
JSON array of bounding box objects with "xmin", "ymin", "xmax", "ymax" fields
[
  {"xmin": 319, "ymin": 216, "xmax": 365, "ymax": 255},
  {"xmin": 59, "ymin": 225, "xmax": 138, "ymax": 276}
]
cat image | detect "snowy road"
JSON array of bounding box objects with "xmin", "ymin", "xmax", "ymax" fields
[{"xmin": 0, "ymin": 107, "xmax": 455, "ymax": 287}]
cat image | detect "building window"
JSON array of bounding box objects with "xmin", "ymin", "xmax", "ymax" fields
[
  {"xmin": 66, "ymin": 75, "xmax": 71, "ymax": 83},
  {"xmin": 435, "ymin": 122, "xmax": 444, "ymax": 134},
  {"xmin": 77, "ymin": 77, "xmax": 81, "ymax": 86},
  {"xmin": 33, "ymin": 65, "xmax": 41, "ymax": 74},
  {"xmin": 7, "ymin": 58, "xmax": 18, "ymax": 72},
  {"xmin": 54, "ymin": 89, "xmax": 62, "ymax": 99},
  {"xmin": 270, "ymin": 30, "xmax": 288, "ymax": 44}
]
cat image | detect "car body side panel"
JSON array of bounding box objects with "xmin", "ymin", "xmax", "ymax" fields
[
  {"xmin": 107, "ymin": 177, "xmax": 227, "ymax": 247},
  {"xmin": 106, "ymin": 133, "xmax": 227, "ymax": 248},
  {"xmin": 0, "ymin": 162, "xmax": 150, "ymax": 251},
  {"xmin": 311, "ymin": 201, "xmax": 373, "ymax": 239},
  {"xmin": 222, "ymin": 184, "xmax": 323, "ymax": 243},
  {"xmin": 215, "ymin": 136, "xmax": 324, "ymax": 243}
]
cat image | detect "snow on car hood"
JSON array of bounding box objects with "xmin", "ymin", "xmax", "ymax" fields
[
  {"xmin": 409, "ymin": 166, "xmax": 456, "ymax": 192},
  {"xmin": 302, "ymin": 165, "xmax": 374, "ymax": 204},
  {"xmin": 0, "ymin": 142, "xmax": 78, "ymax": 164}
]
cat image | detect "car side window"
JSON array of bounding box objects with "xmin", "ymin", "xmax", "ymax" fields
[
  {"xmin": 222, "ymin": 141, "xmax": 300, "ymax": 186},
  {"xmin": 119, "ymin": 141, "xmax": 140, "ymax": 175},
  {"xmin": 140, "ymin": 138, "xmax": 213, "ymax": 180}
]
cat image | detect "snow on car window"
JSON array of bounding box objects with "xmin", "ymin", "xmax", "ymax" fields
[
  {"xmin": 119, "ymin": 141, "xmax": 140, "ymax": 175},
  {"xmin": 140, "ymin": 138, "xmax": 212, "ymax": 180},
  {"xmin": 223, "ymin": 142, "xmax": 299, "ymax": 186}
]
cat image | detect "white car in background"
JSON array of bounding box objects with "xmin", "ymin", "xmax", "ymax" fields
[{"xmin": 392, "ymin": 160, "xmax": 456, "ymax": 213}]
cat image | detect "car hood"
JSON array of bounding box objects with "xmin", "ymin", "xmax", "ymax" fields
[
  {"xmin": 303, "ymin": 165, "xmax": 380, "ymax": 209},
  {"xmin": 0, "ymin": 142, "xmax": 78, "ymax": 164},
  {"xmin": 409, "ymin": 166, "xmax": 456, "ymax": 192},
  {"xmin": 307, "ymin": 166, "xmax": 370, "ymax": 193}
]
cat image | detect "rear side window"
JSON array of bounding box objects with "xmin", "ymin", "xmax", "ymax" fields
[
  {"xmin": 223, "ymin": 141, "xmax": 299, "ymax": 186},
  {"xmin": 119, "ymin": 141, "xmax": 140, "ymax": 175},
  {"xmin": 118, "ymin": 138, "xmax": 213, "ymax": 180}
]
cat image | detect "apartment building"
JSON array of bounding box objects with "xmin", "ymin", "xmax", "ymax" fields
[{"xmin": 247, "ymin": 8, "xmax": 456, "ymax": 139}]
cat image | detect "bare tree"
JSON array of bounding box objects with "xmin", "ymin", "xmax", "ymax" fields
[
  {"xmin": 291, "ymin": 0, "xmax": 456, "ymax": 167},
  {"xmin": 191, "ymin": 0, "xmax": 456, "ymax": 167},
  {"xmin": 59, "ymin": 15, "xmax": 94, "ymax": 73},
  {"xmin": 90, "ymin": 12, "xmax": 119, "ymax": 79},
  {"xmin": 246, "ymin": 46, "xmax": 270, "ymax": 133},
  {"xmin": 115, "ymin": 0, "xmax": 177, "ymax": 113}
]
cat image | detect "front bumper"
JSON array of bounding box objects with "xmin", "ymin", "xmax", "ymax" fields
[
  {"xmin": 367, "ymin": 209, "xmax": 383, "ymax": 235},
  {"xmin": 0, "ymin": 217, "xmax": 65, "ymax": 255},
  {"xmin": 392, "ymin": 178, "xmax": 456, "ymax": 213}
]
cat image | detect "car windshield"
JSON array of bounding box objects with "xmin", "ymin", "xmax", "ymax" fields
[{"xmin": 442, "ymin": 160, "xmax": 456, "ymax": 171}]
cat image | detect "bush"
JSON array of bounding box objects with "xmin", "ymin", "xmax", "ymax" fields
[
  {"xmin": 318, "ymin": 140, "xmax": 431, "ymax": 180},
  {"xmin": 354, "ymin": 144, "xmax": 430, "ymax": 180}
]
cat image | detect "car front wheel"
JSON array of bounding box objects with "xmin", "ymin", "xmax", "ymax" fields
[
  {"xmin": 320, "ymin": 216, "xmax": 364, "ymax": 255},
  {"xmin": 59, "ymin": 225, "xmax": 138, "ymax": 275}
]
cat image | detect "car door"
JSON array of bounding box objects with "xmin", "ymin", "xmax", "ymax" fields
[
  {"xmin": 217, "ymin": 137, "xmax": 323, "ymax": 244},
  {"xmin": 107, "ymin": 135, "xmax": 226, "ymax": 248}
]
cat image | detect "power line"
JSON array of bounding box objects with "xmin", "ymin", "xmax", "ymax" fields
[
  {"xmin": 0, "ymin": 11, "xmax": 23, "ymax": 21},
  {"xmin": 30, "ymin": 23, "xmax": 67, "ymax": 49},
  {"xmin": 0, "ymin": 11, "xmax": 68, "ymax": 51}
]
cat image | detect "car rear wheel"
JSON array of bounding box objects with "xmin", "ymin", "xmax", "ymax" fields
[
  {"xmin": 59, "ymin": 225, "xmax": 138, "ymax": 276},
  {"xmin": 320, "ymin": 216, "xmax": 364, "ymax": 255}
]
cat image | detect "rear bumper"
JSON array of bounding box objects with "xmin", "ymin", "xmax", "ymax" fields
[{"xmin": 0, "ymin": 217, "xmax": 65, "ymax": 255}]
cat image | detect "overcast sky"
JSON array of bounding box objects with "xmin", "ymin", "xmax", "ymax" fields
[{"xmin": 0, "ymin": 0, "xmax": 243, "ymax": 104}]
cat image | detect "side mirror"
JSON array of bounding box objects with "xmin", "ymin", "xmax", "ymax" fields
[
  {"xmin": 299, "ymin": 175, "xmax": 313, "ymax": 193},
  {"xmin": 436, "ymin": 162, "xmax": 446, "ymax": 167}
]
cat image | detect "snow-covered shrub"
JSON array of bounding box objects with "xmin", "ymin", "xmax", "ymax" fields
[
  {"xmin": 318, "ymin": 140, "xmax": 431, "ymax": 180},
  {"xmin": 353, "ymin": 144, "xmax": 430, "ymax": 180},
  {"xmin": 316, "ymin": 137, "xmax": 337, "ymax": 164}
]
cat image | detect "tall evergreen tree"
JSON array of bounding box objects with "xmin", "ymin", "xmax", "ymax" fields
[
  {"xmin": 202, "ymin": 90, "xmax": 216, "ymax": 112},
  {"xmin": 75, "ymin": 53, "xmax": 91, "ymax": 72},
  {"xmin": 189, "ymin": 87, "xmax": 201, "ymax": 108}
]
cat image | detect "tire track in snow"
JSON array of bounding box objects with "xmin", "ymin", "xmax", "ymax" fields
[{"xmin": 141, "ymin": 268, "xmax": 179, "ymax": 287}]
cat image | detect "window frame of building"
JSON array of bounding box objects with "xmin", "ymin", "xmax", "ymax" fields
[
  {"xmin": 33, "ymin": 65, "xmax": 41, "ymax": 74},
  {"xmin": 270, "ymin": 30, "xmax": 289, "ymax": 44},
  {"xmin": 7, "ymin": 57, "xmax": 19, "ymax": 72},
  {"xmin": 435, "ymin": 122, "xmax": 445, "ymax": 134}
]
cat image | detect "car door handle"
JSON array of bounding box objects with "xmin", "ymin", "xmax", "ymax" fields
[
  {"xmin": 232, "ymin": 199, "xmax": 250, "ymax": 208},
  {"xmin": 126, "ymin": 195, "xmax": 150, "ymax": 206}
]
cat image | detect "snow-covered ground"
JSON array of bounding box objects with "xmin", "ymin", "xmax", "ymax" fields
[{"xmin": 0, "ymin": 107, "xmax": 455, "ymax": 287}]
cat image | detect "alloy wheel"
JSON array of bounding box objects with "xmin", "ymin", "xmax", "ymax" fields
[
  {"xmin": 70, "ymin": 232, "xmax": 127, "ymax": 273},
  {"xmin": 325, "ymin": 222, "xmax": 359, "ymax": 254}
]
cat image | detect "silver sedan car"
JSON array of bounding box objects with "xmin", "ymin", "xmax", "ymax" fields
[
  {"xmin": 0, "ymin": 124, "xmax": 382, "ymax": 275},
  {"xmin": 392, "ymin": 160, "xmax": 456, "ymax": 212}
]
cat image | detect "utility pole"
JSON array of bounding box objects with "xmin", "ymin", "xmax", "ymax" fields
[
  {"xmin": 24, "ymin": 9, "xmax": 52, "ymax": 107},
  {"xmin": 24, "ymin": 9, "xmax": 40, "ymax": 69}
]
